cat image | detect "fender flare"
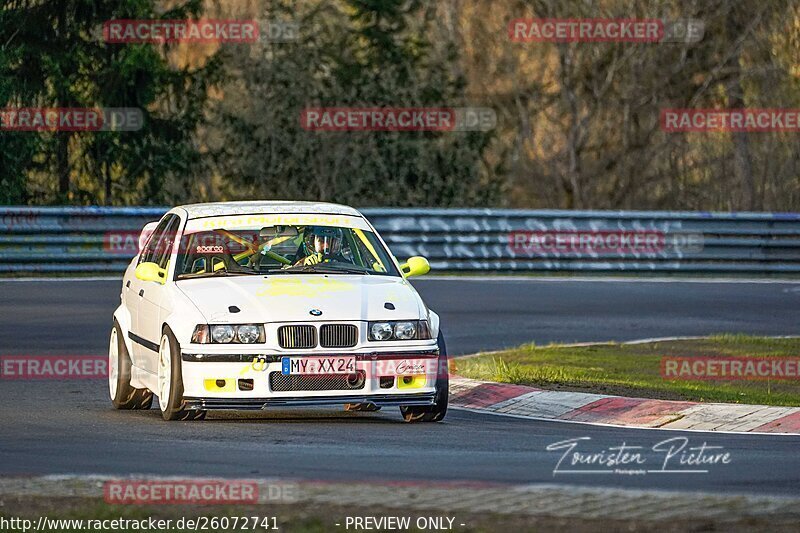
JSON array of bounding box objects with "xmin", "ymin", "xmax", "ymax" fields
[
  {"xmin": 428, "ymin": 310, "xmax": 441, "ymax": 340},
  {"xmin": 112, "ymin": 304, "xmax": 135, "ymax": 357}
]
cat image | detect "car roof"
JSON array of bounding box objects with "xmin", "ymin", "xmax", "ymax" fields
[{"xmin": 176, "ymin": 201, "xmax": 363, "ymax": 220}]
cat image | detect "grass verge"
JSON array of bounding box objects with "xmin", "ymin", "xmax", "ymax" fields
[{"xmin": 454, "ymin": 334, "xmax": 800, "ymax": 406}]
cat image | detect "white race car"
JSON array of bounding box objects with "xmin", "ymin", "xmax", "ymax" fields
[{"xmin": 109, "ymin": 201, "xmax": 448, "ymax": 422}]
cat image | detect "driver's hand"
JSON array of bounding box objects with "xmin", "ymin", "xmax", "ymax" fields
[{"xmin": 303, "ymin": 253, "xmax": 323, "ymax": 265}]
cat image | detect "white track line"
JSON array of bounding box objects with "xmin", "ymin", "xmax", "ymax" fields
[{"xmin": 450, "ymin": 405, "xmax": 800, "ymax": 437}]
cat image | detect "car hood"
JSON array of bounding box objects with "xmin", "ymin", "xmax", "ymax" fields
[{"xmin": 176, "ymin": 274, "xmax": 426, "ymax": 324}]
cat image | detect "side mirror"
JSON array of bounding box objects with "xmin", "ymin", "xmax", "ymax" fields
[
  {"xmin": 138, "ymin": 221, "xmax": 159, "ymax": 253},
  {"xmin": 135, "ymin": 262, "xmax": 167, "ymax": 284},
  {"xmin": 400, "ymin": 256, "xmax": 430, "ymax": 278}
]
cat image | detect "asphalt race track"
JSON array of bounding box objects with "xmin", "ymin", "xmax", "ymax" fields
[
  {"xmin": 1, "ymin": 277, "xmax": 800, "ymax": 496},
  {"xmin": 1, "ymin": 277, "xmax": 799, "ymax": 355}
]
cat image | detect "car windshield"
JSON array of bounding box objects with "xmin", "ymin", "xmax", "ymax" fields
[{"xmin": 175, "ymin": 223, "xmax": 400, "ymax": 279}]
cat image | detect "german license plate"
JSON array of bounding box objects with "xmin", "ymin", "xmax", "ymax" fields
[{"xmin": 281, "ymin": 356, "xmax": 356, "ymax": 375}]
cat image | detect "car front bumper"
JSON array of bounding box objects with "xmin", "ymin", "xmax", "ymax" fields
[
  {"xmin": 179, "ymin": 349, "xmax": 442, "ymax": 408},
  {"xmin": 183, "ymin": 392, "xmax": 436, "ymax": 411}
]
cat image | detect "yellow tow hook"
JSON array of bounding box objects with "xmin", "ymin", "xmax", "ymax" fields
[{"xmin": 250, "ymin": 356, "xmax": 268, "ymax": 372}]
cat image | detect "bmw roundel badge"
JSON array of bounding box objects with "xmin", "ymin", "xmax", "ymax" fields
[{"xmin": 309, "ymin": 309, "xmax": 322, "ymax": 316}]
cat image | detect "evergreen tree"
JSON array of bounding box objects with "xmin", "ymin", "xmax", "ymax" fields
[
  {"xmin": 0, "ymin": 0, "xmax": 217, "ymax": 205},
  {"xmin": 206, "ymin": 0, "xmax": 503, "ymax": 207}
]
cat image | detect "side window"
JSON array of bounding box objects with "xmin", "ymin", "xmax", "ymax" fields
[
  {"xmin": 138, "ymin": 216, "xmax": 171, "ymax": 265},
  {"xmin": 152, "ymin": 215, "xmax": 180, "ymax": 269}
]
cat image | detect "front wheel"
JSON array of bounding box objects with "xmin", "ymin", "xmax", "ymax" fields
[
  {"xmin": 157, "ymin": 327, "xmax": 206, "ymax": 421},
  {"xmin": 109, "ymin": 321, "xmax": 153, "ymax": 410},
  {"xmin": 400, "ymin": 332, "xmax": 448, "ymax": 423}
]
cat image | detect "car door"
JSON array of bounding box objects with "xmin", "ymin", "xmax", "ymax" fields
[
  {"xmin": 128, "ymin": 215, "xmax": 173, "ymax": 371},
  {"xmin": 136, "ymin": 214, "xmax": 181, "ymax": 375},
  {"xmin": 123, "ymin": 221, "xmax": 159, "ymax": 339}
]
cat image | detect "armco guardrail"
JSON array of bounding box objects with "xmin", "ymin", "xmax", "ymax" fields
[{"xmin": 1, "ymin": 206, "xmax": 799, "ymax": 274}]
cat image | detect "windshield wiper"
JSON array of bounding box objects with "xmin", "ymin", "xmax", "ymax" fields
[
  {"xmin": 176, "ymin": 269, "xmax": 256, "ymax": 280},
  {"xmin": 278, "ymin": 263, "xmax": 371, "ymax": 275}
]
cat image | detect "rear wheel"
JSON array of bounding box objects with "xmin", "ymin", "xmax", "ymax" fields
[
  {"xmin": 109, "ymin": 321, "xmax": 153, "ymax": 410},
  {"xmin": 157, "ymin": 327, "xmax": 206, "ymax": 421},
  {"xmin": 400, "ymin": 332, "xmax": 448, "ymax": 423}
]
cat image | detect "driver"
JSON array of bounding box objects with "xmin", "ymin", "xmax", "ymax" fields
[{"xmin": 295, "ymin": 226, "xmax": 348, "ymax": 266}]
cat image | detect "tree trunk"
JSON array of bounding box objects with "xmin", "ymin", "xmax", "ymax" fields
[
  {"xmin": 57, "ymin": 134, "xmax": 69, "ymax": 200},
  {"xmin": 56, "ymin": 0, "xmax": 70, "ymax": 201},
  {"xmin": 725, "ymin": 5, "xmax": 758, "ymax": 211},
  {"xmin": 104, "ymin": 161, "xmax": 112, "ymax": 206}
]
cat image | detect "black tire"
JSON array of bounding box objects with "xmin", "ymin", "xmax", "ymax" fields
[
  {"xmin": 400, "ymin": 331, "xmax": 449, "ymax": 423},
  {"xmin": 109, "ymin": 321, "xmax": 153, "ymax": 410},
  {"xmin": 158, "ymin": 327, "xmax": 206, "ymax": 421}
]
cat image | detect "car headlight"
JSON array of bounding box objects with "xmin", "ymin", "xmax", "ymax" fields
[
  {"xmin": 236, "ymin": 324, "xmax": 261, "ymax": 344},
  {"xmin": 192, "ymin": 324, "xmax": 266, "ymax": 344},
  {"xmin": 368, "ymin": 320, "xmax": 431, "ymax": 341},
  {"xmin": 370, "ymin": 322, "xmax": 394, "ymax": 341},
  {"xmin": 211, "ymin": 325, "xmax": 235, "ymax": 343},
  {"xmin": 394, "ymin": 322, "xmax": 417, "ymax": 340}
]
